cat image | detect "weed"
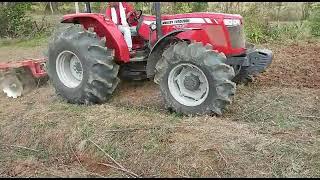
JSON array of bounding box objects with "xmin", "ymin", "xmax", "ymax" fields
[
  {"xmin": 308, "ymin": 3, "xmax": 320, "ymax": 37},
  {"xmin": 33, "ymin": 121, "xmax": 58, "ymax": 129},
  {"xmin": 80, "ymin": 121, "xmax": 95, "ymax": 139},
  {"xmin": 103, "ymin": 144, "xmax": 127, "ymax": 160}
]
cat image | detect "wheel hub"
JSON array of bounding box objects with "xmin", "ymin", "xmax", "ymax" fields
[
  {"xmin": 56, "ymin": 50, "xmax": 83, "ymax": 88},
  {"xmin": 183, "ymin": 73, "xmax": 201, "ymax": 91},
  {"xmin": 70, "ymin": 56, "xmax": 83, "ymax": 81},
  {"xmin": 168, "ymin": 63, "xmax": 209, "ymax": 107}
]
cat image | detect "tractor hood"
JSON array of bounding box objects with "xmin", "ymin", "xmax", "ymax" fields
[
  {"xmin": 161, "ymin": 12, "xmax": 243, "ymax": 25},
  {"xmin": 139, "ymin": 12, "xmax": 246, "ymax": 56},
  {"xmin": 161, "ymin": 12, "xmax": 242, "ymax": 21},
  {"xmin": 142, "ymin": 12, "xmax": 243, "ymax": 27}
]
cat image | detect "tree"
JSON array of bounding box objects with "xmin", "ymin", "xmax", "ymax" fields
[
  {"xmin": 45, "ymin": 2, "xmax": 58, "ymax": 13},
  {"xmin": 308, "ymin": 3, "xmax": 320, "ymax": 36},
  {"xmin": 302, "ymin": 2, "xmax": 314, "ymax": 20},
  {"xmin": 276, "ymin": 2, "xmax": 282, "ymax": 22},
  {"xmin": 173, "ymin": 2, "xmax": 192, "ymax": 14},
  {"xmin": 75, "ymin": 2, "xmax": 79, "ymax": 13},
  {"xmin": 191, "ymin": 2, "xmax": 208, "ymax": 12},
  {"xmin": 49, "ymin": 2, "xmax": 53, "ymax": 14}
]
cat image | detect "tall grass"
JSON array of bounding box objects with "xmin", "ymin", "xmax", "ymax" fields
[{"xmin": 308, "ymin": 3, "xmax": 320, "ymax": 37}]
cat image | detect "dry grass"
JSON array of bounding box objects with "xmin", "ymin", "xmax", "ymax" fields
[
  {"xmin": 0, "ymin": 39, "xmax": 320, "ymax": 177},
  {"xmin": 0, "ymin": 83, "xmax": 319, "ymax": 177}
]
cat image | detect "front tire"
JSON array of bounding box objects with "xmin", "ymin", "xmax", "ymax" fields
[
  {"xmin": 232, "ymin": 66, "xmax": 253, "ymax": 85},
  {"xmin": 155, "ymin": 42, "xmax": 236, "ymax": 116},
  {"xmin": 232, "ymin": 42, "xmax": 256, "ymax": 85},
  {"xmin": 47, "ymin": 25, "xmax": 120, "ymax": 104}
]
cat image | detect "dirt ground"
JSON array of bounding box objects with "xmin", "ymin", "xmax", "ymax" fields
[
  {"xmin": 0, "ymin": 41, "xmax": 319, "ymax": 177},
  {"xmin": 256, "ymin": 41, "xmax": 320, "ymax": 89}
]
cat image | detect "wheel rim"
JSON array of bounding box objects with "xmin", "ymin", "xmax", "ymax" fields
[
  {"xmin": 56, "ymin": 50, "xmax": 83, "ymax": 88},
  {"xmin": 168, "ymin": 63, "xmax": 209, "ymax": 107}
]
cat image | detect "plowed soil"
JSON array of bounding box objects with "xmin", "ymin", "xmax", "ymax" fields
[{"xmin": 255, "ymin": 41, "xmax": 320, "ymax": 88}]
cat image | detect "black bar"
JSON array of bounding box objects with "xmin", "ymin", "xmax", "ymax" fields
[
  {"xmin": 154, "ymin": 2, "xmax": 162, "ymax": 40},
  {"xmin": 85, "ymin": 2, "xmax": 91, "ymax": 13}
]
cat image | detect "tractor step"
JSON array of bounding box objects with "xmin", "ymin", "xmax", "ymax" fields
[
  {"xmin": 119, "ymin": 61, "xmax": 147, "ymax": 81},
  {"xmin": 129, "ymin": 56, "xmax": 146, "ymax": 62},
  {"xmin": 129, "ymin": 49, "xmax": 149, "ymax": 62}
]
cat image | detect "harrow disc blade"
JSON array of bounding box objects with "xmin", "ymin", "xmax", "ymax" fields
[{"xmin": 0, "ymin": 73, "xmax": 23, "ymax": 98}]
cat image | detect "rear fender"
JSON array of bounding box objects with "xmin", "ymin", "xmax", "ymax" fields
[
  {"xmin": 61, "ymin": 13, "xmax": 130, "ymax": 63},
  {"xmin": 146, "ymin": 28, "xmax": 201, "ymax": 78}
]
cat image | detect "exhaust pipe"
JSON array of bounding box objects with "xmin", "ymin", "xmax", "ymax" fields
[
  {"xmin": 154, "ymin": 2, "xmax": 162, "ymax": 40},
  {"xmin": 85, "ymin": 2, "xmax": 91, "ymax": 13}
]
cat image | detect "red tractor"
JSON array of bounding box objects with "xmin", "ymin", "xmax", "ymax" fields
[{"xmin": 47, "ymin": 2, "xmax": 272, "ymax": 115}]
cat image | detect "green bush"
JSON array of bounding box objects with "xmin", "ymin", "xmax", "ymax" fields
[
  {"xmin": 91, "ymin": 2, "xmax": 104, "ymax": 13},
  {"xmin": 191, "ymin": 2, "xmax": 208, "ymax": 12},
  {"xmin": 241, "ymin": 4, "xmax": 310, "ymax": 44},
  {"xmin": 0, "ymin": 3, "xmax": 34, "ymax": 38},
  {"xmin": 242, "ymin": 5, "xmax": 270, "ymax": 43},
  {"xmin": 173, "ymin": 2, "xmax": 192, "ymax": 14},
  {"xmin": 0, "ymin": 3, "xmax": 51, "ymax": 38},
  {"xmin": 267, "ymin": 22, "xmax": 309, "ymax": 42},
  {"xmin": 308, "ymin": 3, "xmax": 320, "ymax": 37},
  {"xmin": 57, "ymin": 2, "xmax": 75, "ymax": 14}
]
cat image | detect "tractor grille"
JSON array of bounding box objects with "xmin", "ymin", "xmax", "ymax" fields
[{"xmin": 227, "ymin": 24, "xmax": 245, "ymax": 48}]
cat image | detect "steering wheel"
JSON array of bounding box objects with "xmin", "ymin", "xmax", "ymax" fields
[{"xmin": 126, "ymin": 10, "xmax": 142, "ymax": 25}]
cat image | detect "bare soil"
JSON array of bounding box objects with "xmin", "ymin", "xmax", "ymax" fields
[
  {"xmin": 0, "ymin": 41, "xmax": 319, "ymax": 178},
  {"xmin": 256, "ymin": 41, "xmax": 320, "ymax": 88}
]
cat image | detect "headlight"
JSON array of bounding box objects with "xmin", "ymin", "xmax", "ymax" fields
[
  {"xmin": 223, "ymin": 19, "xmax": 241, "ymax": 26},
  {"xmin": 150, "ymin": 23, "xmax": 157, "ymax": 31}
]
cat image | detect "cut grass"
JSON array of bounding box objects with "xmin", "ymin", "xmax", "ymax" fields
[
  {"xmin": 1, "ymin": 83, "xmax": 319, "ymax": 177},
  {"xmin": 0, "ymin": 35, "xmax": 48, "ymax": 48},
  {"xmin": 0, "ymin": 36, "xmax": 320, "ymax": 177}
]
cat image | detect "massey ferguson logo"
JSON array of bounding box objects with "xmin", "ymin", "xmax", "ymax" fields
[{"xmin": 174, "ymin": 24, "xmax": 185, "ymax": 29}]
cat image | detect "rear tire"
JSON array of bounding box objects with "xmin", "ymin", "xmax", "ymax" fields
[
  {"xmin": 48, "ymin": 25, "xmax": 120, "ymax": 104},
  {"xmin": 155, "ymin": 42, "xmax": 236, "ymax": 116}
]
